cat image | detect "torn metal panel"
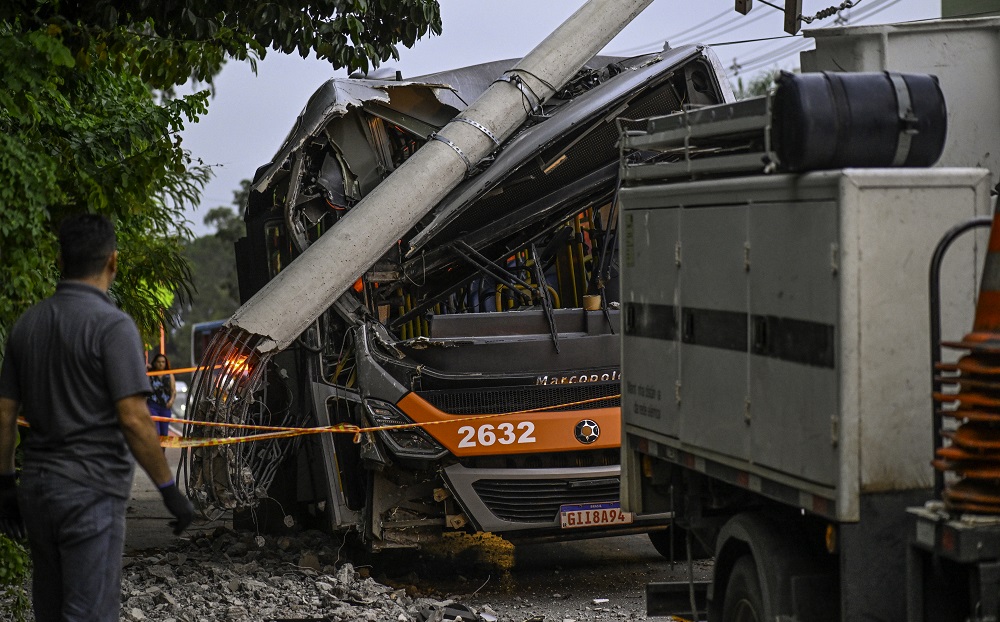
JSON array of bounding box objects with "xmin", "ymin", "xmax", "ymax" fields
[
  {"xmin": 255, "ymin": 79, "xmax": 462, "ymax": 193},
  {"xmin": 410, "ymin": 55, "xmax": 635, "ymax": 108},
  {"xmin": 253, "ymin": 55, "xmax": 637, "ymax": 197}
]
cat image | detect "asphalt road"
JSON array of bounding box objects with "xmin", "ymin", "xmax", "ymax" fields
[
  {"xmin": 125, "ymin": 447, "xmax": 223, "ymax": 552},
  {"xmin": 367, "ymin": 531, "xmax": 712, "ymax": 621}
]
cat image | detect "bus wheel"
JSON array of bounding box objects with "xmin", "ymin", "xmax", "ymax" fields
[
  {"xmin": 722, "ymin": 556, "xmax": 764, "ymax": 622},
  {"xmin": 648, "ymin": 527, "xmax": 712, "ymax": 560}
]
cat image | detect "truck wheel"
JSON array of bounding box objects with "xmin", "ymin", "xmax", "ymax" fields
[
  {"xmin": 722, "ymin": 556, "xmax": 764, "ymax": 622},
  {"xmin": 648, "ymin": 527, "xmax": 712, "ymax": 560}
]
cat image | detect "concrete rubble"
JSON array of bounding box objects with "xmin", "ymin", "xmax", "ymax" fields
[
  {"xmin": 112, "ymin": 527, "xmax": 486, "ymax": 622},
  {"xmin": 2, "ymin": 521, "xmax": 664, "ymax": 621}
]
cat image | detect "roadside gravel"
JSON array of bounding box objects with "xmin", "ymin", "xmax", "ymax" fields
[
  {"xmin": 118, "ymin": 527, "xmax": 467, "ymax": 622},
  {"xmin": 3, "ymin": 524, "xmax": 711, "ymax": 621}
]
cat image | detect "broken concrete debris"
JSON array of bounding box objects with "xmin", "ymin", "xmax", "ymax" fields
[
  {"xmin": 115, "ymin": 528, "xmax": 490, "ymax": 622},
  {"xmin": 6, "ymin": 525, "xmax": 653, "ymax": 620}
]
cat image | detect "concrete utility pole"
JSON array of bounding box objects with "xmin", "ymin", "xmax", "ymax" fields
[{"xmin": 230, "ymin": 0, "xmax": 655, "ymax": 354}]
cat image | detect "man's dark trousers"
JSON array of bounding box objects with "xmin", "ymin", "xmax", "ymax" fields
[{"xmin": 17, "ymin": 468, "xmax": 127, "ymax": 621}]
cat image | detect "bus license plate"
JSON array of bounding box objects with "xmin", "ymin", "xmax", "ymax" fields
[{"xmin": 559, "ymin": 502, "xmax": 633, "ymax": 529}]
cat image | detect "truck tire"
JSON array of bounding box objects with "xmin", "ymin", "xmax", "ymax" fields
[
  {"xmin": 648, "ymin": 527, "xmax": 712, "ymax": 560},
  {"xmin": 722, "ymin": 556, "xmax": 764, "ymax": 622}
]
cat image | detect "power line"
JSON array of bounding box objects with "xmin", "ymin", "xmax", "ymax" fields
[
  {"xmin": 755, "ymin": 0, "xmax": 787, "ymax": 12},
  {"xmin": 639, "ymin": 0, "xmax": 859, "ymax": 57},
  {"xmin": 706, "ymin": 0, "xmax": 892, "ymax": 54},
  {"xmin": 735, "ymin": 39, "xmax": 812, "ymax": 74},
  {"xmin": 728, "ymin": 0, "xmax": 902, "ymax": 76},
  {"xmin": 800, "ymin": 0, "xmax": 863, "ymax": 25},
  {"xmin": 678, "ymin": 8, "xmax": 775, "ymax": 47},
  {"xmin": 710, "ymin": 33, "xmax": 799, "ymax": 46},
  {"xmin": 607, "ymin": 4, "xmax": 775, "ymax": 58},
  {"xmin": 610, "ymin": 0, "xmax": 938, "ymax": 76},
  {"xmin": 831, "ymin": 0, "xmax": 903, "ymax": 25},
  {"xmin": 608, "ymin": 9, "xmax": 777, "ymax": 58},
  {"xmin": 738, "ymin": 37, "xmax": 812, "ymax": 68},
  {"xmin": 663, "ymin": 7, "xmax": 740, "ymax": 41},
  {"xmin": 678, "ymin": 9, "xmax": 773, "ymax": 45},
  {"xmin": 736, "ymin": 40, "xmax": 814, "ymax": 74},
  {"xmin": 607, "ymin": 7, "xmax": 744, "ymax": 56}
]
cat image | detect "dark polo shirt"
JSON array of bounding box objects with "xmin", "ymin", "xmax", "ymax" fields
[{"xmin": 0, "ymin": 281, "xmax": 151, "ymax": 498}]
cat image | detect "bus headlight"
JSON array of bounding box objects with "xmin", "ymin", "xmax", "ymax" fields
[{"xmin": 364, "ymin": 399, "xmax": 448, "ymax": 461}]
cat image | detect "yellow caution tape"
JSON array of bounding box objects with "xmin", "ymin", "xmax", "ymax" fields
[
  {"xmin": 152, "ymin": 393, "xmax": 622, "ymax": 448},
  {"xmin": 18, "ymin": 394, "xmax": 621, "ymax": 449},
  {"xmin": 147, "ymin": 364, "xmax": 221, "ymax": 377},
  {"xmin": 151, "ymin": 416, "xmax": 322, "ymax": 432},
  {"xmin": 159, "ymin": 428, "xmax": 339, "ymax": 448}
]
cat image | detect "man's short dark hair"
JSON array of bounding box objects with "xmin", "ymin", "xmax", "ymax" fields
[{"xmin": 59, "ymin": 214, "xmax": 117, "ymax": 279}]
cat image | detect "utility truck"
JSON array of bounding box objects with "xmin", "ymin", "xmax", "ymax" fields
[{"xmin": 618, "ymin": 58, "xmax": 1000, "ymax": 622}]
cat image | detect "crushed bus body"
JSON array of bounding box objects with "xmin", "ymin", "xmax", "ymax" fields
[{"xmin": 183, "ymin": 44, "xmax": 733, "ymax": 549}]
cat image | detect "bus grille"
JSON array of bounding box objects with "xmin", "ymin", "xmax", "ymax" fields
[
  {"xmin": 418, "ymin": 382, "xmax": 620, "ymax": 415},
  {"xmin": 472, "ymin": 477, "xmax": 620, "ymax": 523},
  {"xmin": 460, "ymin": 449, "xmax": 619, "ymax": 470}
]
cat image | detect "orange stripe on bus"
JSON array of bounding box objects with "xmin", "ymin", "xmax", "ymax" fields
[{"xmin": 396, "ymin": 392, "xmax": 620, "ymax": 456}]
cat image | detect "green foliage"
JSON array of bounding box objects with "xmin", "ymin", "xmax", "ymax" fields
[
  {"xmin": 0, "ymin": 25, "xmax": 210, "ymax": 346},
  {"xmin": 167, "ymin": 185, "xmax": 247, "ymax": 366},
  {"xmin": 1, "ymin": 1, "xmax": 444, "ymax": 347},
  {"xmin": 733, "ymin": 68, "xmax": 785, "ymax": 100},
  {"xmin": 0, "ymin": 535, "xmax": 30, "ymax": 621},
  {"xmin": 204, "ymin": 178, "xmax": 247, "ymax": 245},
  {"xmin": 0, "ymin": 1, "xmax": 442, "ymax": 609},
  {"xmin": 1, "ymin": 0, "xmax": 443, "ymax": 88}
]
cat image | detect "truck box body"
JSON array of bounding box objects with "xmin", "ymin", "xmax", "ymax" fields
[{"xmin": 620, "ymin": 169, "xmax": 993, "ymax": 522}]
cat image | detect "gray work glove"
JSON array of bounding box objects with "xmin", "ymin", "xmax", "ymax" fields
[
  {"xmin": 0, "ymin": 473, "xmax": 25, "ymax": 540},
  {"xmin": 158, "ymin": 480, "xmax": 195, "ymax": 535}
]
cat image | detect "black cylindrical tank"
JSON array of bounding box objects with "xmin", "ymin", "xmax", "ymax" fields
[{"xmin": 772, "ymin": 71, "xmax": 947, "ymax": 172}]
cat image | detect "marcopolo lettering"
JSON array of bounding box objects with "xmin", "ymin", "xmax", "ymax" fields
[{"xmin": 535, "ymin": 370, "xmax": 620, "ymax": 385}]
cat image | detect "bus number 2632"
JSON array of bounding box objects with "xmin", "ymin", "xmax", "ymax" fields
[{"xmin": 457, "ymin": 422, "xmax": 536, "ymax": 448}]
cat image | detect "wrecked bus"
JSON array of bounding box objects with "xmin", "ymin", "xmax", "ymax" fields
[{"xmin": 183, "ymin": 44, "xmax": 733, "ymax": 550}]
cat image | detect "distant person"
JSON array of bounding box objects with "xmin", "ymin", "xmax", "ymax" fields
[
  {"xmin": 0, "ymin": 214, "xmax": 194, "ymax": 622},
  {"xmin": 147, "ymin": 353, "xmax": 176, "ymax": 437}
]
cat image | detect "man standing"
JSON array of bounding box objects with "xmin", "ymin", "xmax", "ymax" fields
[{"xmin": 0, "ymin": 214, "xmax": 194, "ymax": 621}]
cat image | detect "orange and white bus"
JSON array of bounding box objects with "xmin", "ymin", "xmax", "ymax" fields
[{"xmin": 184, "ymin": 46, "xmax": 733, "ymax": 552}]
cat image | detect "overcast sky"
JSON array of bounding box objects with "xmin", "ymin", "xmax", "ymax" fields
[{"xmin": 180, "ymin": 0, "xmax": 940, "ymax": 235}]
